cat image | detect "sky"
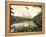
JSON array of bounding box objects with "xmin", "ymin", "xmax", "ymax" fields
[{"xmin": 11, "ymin": 5, "xmax": 42, "ymax": 19}]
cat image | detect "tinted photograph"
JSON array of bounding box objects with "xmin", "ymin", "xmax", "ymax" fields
[{"xmin": 10, "ymin": 5, "xmax": 42, "ymax": 32}]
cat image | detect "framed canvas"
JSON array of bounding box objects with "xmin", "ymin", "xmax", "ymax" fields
[{"xmin": 5, "ymin": 1, "xmax": 45, "ymax": 36}]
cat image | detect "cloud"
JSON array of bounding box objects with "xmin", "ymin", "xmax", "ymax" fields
[{"xmin": 11, "ymin": 5, "xmax": 41, "ymax": 19}]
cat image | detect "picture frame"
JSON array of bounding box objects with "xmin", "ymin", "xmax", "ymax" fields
[{"xmin": 5, "ymin": 1, "xmax": 45, "ymax": 36}]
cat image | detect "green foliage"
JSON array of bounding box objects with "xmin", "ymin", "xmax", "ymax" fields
[{"xmin": 33, "ymin": 13, "xmax": 42, "ymax": 31}]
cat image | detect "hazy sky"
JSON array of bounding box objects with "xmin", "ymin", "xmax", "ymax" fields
[{"xmin": 11, "ymin": 5, "xmax": 42, "ymax": 19}]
